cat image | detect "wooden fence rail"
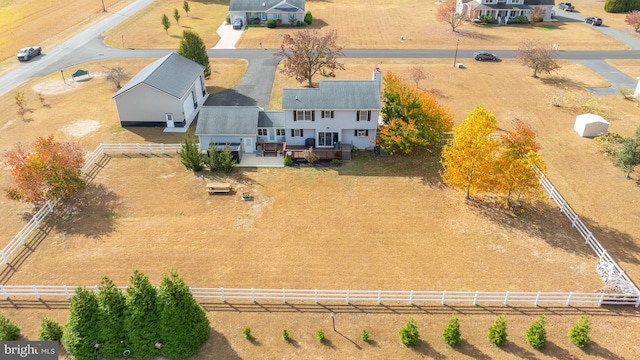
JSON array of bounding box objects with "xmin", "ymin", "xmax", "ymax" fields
[{"xmin": 1, "ymin": 285, "xmax": 638, "ymax": 307}]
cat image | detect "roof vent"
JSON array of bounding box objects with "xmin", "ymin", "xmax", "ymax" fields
[{"xmin": 262, "ymin": 2, "xmax": 266, "ymax": 6}]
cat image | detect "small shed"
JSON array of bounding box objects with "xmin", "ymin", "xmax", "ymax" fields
[{"xmin": 574, "ymin": 113, "xmax": 609, "ymax": 138}]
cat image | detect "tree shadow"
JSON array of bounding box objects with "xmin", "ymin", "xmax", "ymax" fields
[
  {"xmin": 334, "ymin": 329, "xmax": 362, "ymax": 349},
  {"xmin": 411, "ymin": 339, "xmax": 444, "ymax": 358},
  {"xmin": 503, "ymin": 341, "xmax": 537, "ymax": 359},
  {"xmin": 47, "ymin": 183, "xmax": 121, "ymax": 239},
  {"xmin": 207, "ymin": 328, "xmax": 242, "ymax": 359},
  {"xmin": 456, "ymin": 338, "xmax": 491, "ymax": 359},
  {"xmin": 541, "ymin": 76, "xmax": 590, "ymax": 90},
  {"xmin": 583, "ymin": 340, "xmax": 624, "ymax": 359},
  {"xmin": 540, "ymin": 340, "xmax": 573, "ymax": 358},
  {"xmin": 455, "ymin": 28, "xmax": 500, "ymax": 41}
]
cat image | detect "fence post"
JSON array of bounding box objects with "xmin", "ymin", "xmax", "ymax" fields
[
  {"xmin": 0, "ymin": 251, "xmax": 7, "ymax": 265},
  {"xmin": 64, "ymin": 285, "xmax": 70, "ymax": 299},
  {"xmin": 560, "ymin": 201, "xmax": 565, "ymax": 214},
  {"xmin": 441, "ymin": 290, "xmax": 446, "ymax": 305},
  {"xmin": 635, "ymin": 294, "xmax": 640, "ymax": 308},
  {"xmin": 473, "ymin": 291, "xmax": 479, "ymax": 306},
  {"xmin": 572, "ymin": 214, "xmax": 578, "ymax": 228},
  {"xmin": 148, "ymin": 143, "xmax": 153, "ymax": 153},
  {"xmin": 566, "ymin": 292, "xmax": 573, "ymax": 306},
  {"xmin": 535, "ymin": 291, "xmax": 541, "ymax": 306},
  {"xmin": 161, "ymin": 143, "xmax": 165, "ymax": 154},
  {"xmin": 598, "ymin": 292, "xmax": 605, "ymax": 306},
  {"xmin": 503, "ymin": 291, "xmax": 509, "ymax": 305},
  {"xmin": 19, "ymin": 230, "xmax": 25, "ymax": 245},
  {"xmin": 251, "ymin": 288, "xmax": 255, "ymax": 303},
  {"xmin": 314, "ymin": 289, "xmax": 318, "ymax": 304},
  {"xmin": 377, "ymin": 290, "xmax": 381, "ymax": 305},
  {"xmin": 1, "ymin": 285, "xmax": 7, "ymax": 299},
  {"xmin": 346, "ymin": 289, "xmax": 350, "ymax": 304},
  {"xmin": 282, "ymin": 288, "xmax": 286, "ymax": 303},
  {"xmin": 33, "ymin": 285, "xmax": 40, "ymax": 300},
  {"xmin": 221, "ymin": 287, "xmax": 225, "ymax": 302},
  {"xmin": 409, "ymin": 290, "xmax": 413, "ymax": 305},
  {"xmin": 136, "ymin": 143, "xmax": 141, "ymax": 154},
  {"xmin": 585, "ymin": 232, "xmax": 592, "ymax": 245}
]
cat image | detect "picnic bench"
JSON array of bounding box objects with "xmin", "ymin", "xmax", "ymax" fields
[{"xmin": 206, "ymin": 182, "xmax": 231, "ymax": 194}]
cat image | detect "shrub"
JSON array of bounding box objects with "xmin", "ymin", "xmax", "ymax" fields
[
  {"xmin": 62, "ymin": 287, "xmax": 100, "ymax": 360},
  {"xmin": 124, "ymin": 271, "xmax": 159, "ymax": 359},
  {"xmin": 509, "ymin": 15, "xmax": 529, "ymax": 24},
  {"xmin": 97, "ymin": 276, "xmax": 126, "ymax": 358},
  {"xmin": 330, "ymin": 159, "xmax": 341, "ymax": 166},
  {"xmin": 178, "ymin": 134, "xmax": 203, "ymax": 171},
  {"xmin": 399, "ymin": 318, "xmax": 420, "ymax": 346},
  {"xmin": 304, "ymin": 147, "xmax": 319, "ymax": 164},
  {"xmin": 526, "ymin": 315, "xmax": 546, "ymax": 349},
  {"xmin": 225, "ymin": 15, "xmax": 231, "ymax": 24},
  {"xmin": 39, "ymin": 317, "xmax": 63, "ymax": 341},
  {"xmin": 282, "ymin": 329, "xmax": 289, "ymax": 342},
  {"xmin": 594, "ymin": 131, "xmax": 624, "ymax": 157},
  {"xmin": 0, "ymin": 314, "xmax": 21, "ymax": 341},
  {"xmin": 605, "ymin": 0, "xmax": 632, "ymax": 13},
  {"xmin": 243, "ymin": 327, "xmax": 252, "ymax": 340},
  {"xmin": 479, "ymin": 15, "xmax": 496, "ymax": 24},
  {"xmin": 488, "ymin": 314, "xmax": 508, "ymax": 347},
  {"xmin": 619, "ymin": 86, "xmax": 634, "ymax": 100},
  {"xmin": 316, "ymin": 329, "xmax": 326, "ymax": 343},
  {"xmin": 442, "ymin": 314, "xmax": 461, "ymax": 347},
  {"xmin": 360, "ymin": 329, "xmax": 370, "ymax": 342},
  {"xmin": 283, "ymin": 153, "xmax": 293, "ymax": 166},
  {"xmin": 569, "ymin": 315, "xmax": 591, "ymax": 348},
  {"xmin": 266, "ymin": 19, "xmax": 276, "ymax": 28},
  {"xmin": 304, "ymin": 11, "xmax": 313, "ymax": 25}
]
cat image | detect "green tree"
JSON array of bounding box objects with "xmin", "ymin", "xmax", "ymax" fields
[
  {"xmin": 124, "ymin": 270, "xmax": 159, "ymax": 359},
  {"xmin": 177, "ymin": 30, "xmax": 211, "ymax": 79},
  {"xmin": 97, "ymin": 276, "xmax": 126, "ymax": 358},
  {"xmin": 204, "ymin": 143, "xmax": 237, "ymax": 172},
  {"xmin": 616, "ymin": 136, "xmax": 640, "ymax": 178},
  {"xmin": 173, "ymin": 8, "xmax": 181, "ymax": 25},
  {"xmin": 39, "ymin": 317, "xmax": 64, "ymax": 341},
  {"xmin": 487, "ymin": 314, "xmax": 508, "ymax": 347},
  {"xmin": 605, "ymin": 0, "xmax": 634, "ymax": 13},
  {"xmin": 526, "ymin": 315, "xmax": 547, "ymax": 349},
  {"xmin": 178, "ymin": 134, "xmax": 203, "ymax": 171},
  {"xmin": 161, "ymin": 14, "xmax": 171, "ymax": 34},
  {"xmin": 62, "ymin": 287, "xmax": 100, "ymax": 360},
  {"xmin": 4, "ymin": 136, "xmax": 86, "ymax": 204},
  {"xmin": 378, "ymin": 72, "xmax": 453, "ymax": 154},
  {"xmin": 157, "ymin": 272, "xmax": 210, "ymax": 358},
  {"xmin": 0, "ymin": 313, "xmax": 21, "ymax": 341},
  {"xmin": 442, "ymin": 314, "xmax": 461, "ymax": 347},
  {"xmin": 399, "ymin": 318, "xmax": 420, "ymax": 346},
  {"xmin": 304, "ymin": 11, "xmax": 313, "ymax": 25},
  {"xmin": 440, "ymin": 105, "xmax": 500, "ymax": 199},
  {"xmin": 274, "ymin": 29, "xmax": 345, "ymax": 88},
  {"xmin": 183, "ymin": 1, "xmax": 190, "ymax": 17},
  {"xmin": 569, "ymin": 315, "xmax": 591, "ymax": 348}
]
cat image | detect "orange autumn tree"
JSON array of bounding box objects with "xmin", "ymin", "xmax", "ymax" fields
[
  {"xmin": 378, "ymin": 72, "xmax": 453, "ymax": 154},
  {"xmin": 4, "ymin": 136, "xmax": 86, "ymax": 204},
  {"xmin": 440, "ymin": 105, "xmax": 499, "ymax": 199},
  {"xmin": 494, "ymin": 120, "xmax": 546, "ymax": 207}
]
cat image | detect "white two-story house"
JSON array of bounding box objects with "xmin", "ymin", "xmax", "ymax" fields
[{"xmin": 457, "ymin": 0, "xmax": 555, "ymax": 24}]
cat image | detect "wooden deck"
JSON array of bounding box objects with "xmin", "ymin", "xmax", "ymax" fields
[{"xmin": 283, "ymin": 143, "xmax": 342, "ymax": 161}]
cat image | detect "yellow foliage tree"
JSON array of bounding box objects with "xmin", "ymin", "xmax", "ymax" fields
[
  {"xmin": 378, "ymin": 72, "xmax": 453, "ymax": 154},
  {"xmin": 440, "ymin": 105, "xmax": 499, "ymax": 199}
]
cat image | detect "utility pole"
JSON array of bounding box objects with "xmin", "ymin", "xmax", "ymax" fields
[
  {"xmin": 453, "ymin": 38, "xmax": 460, "ymax": 68},
  {"xmin": 101, "ymin": 0, "xmax": 106, "ymax": 12}
]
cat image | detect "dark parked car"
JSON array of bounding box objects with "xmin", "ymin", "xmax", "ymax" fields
[
  {"xmin": 232, "ymin": 18, "xmax": 243, "ymax": 30},
  {"xmin": 585, "ymin": 17, "xmax": 603, "ymax": 26},
  {"xmin": 17, "ymin": 46, "xmax": 41, "ymax": 61},
  {"xmin": 474, "ymin": 51, "xmax": 498, "ymax": 61}
]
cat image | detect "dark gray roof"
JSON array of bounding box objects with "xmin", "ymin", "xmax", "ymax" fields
[
  {"xmin": 196, "ymin": 106, "xmax": 259, "ymax": 136},
  {"xmin": 526, "ymin": 0, "xmax": 555, "ymax": 5},
  {"xmin": 282, "ymin": 80, "xmax": 381, "ymax": 110},
  {"xmin": 112, "ymin": 52, "xmax": 204, "ymax": 99},
  {"xmin": 229, "ymin": 0, "xmax": 305, "ymax": 12},
  {"xmin": 258, "ymin": 111, "xmax": 285, "ymax": 127},
  {"xmin": 468, "ymin": 2, "xmax": 531, "ymax": 10}
]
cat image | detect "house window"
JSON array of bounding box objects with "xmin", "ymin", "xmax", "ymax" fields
[
  {"xmin": 356, "ymin": 110, "xmax": 371, "ymax": 121},
  {"xmin": 291, "ymin": 129, "xmax": 304, "ymax": 137},
  {"xmin": 258, "ymin": 128, "xmax": 268, "ymax": 136},
  {"xmin": 318, "ymin": 132, "xmax": 339, "ymax": 147},
  {"xmin": 295, "ymin": 110, "xmax": 313, "ymax": 121},
  {"xmin": 321, "ymin": 110, "xmax": 334, "ymax": 119},
  {"xmin": 356, "ymin": 130, "xmax": 369, "ymax": 137},
  {"xmin": 191, "ymin": 91, "xmax": 197, "ymax": 109},
  {"xmin": 484, "ymin": 0, "xmax": 496, "ymax": 3},
  {"xmin": 276, "ymin": 128, "xmax": 286, "ymax": 136}
]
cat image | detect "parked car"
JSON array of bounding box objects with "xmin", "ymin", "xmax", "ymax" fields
[
  {"xmin": 474, "ymin": 51, "xmax": 499, "ymax": 61},
  {"xmin": 17, "ymin": 46, "xmax": 41, "ymax": 61},
  {"xmin": 558, "ymin": 2, "xmax": 574, "ymax": 11},
  {"xmin": 232, "ymin": 18, "xmax": 243, "ymax": 30},
  {"xmin": 585, "ymin": 17, "xmax": 603, "ymax": 26}
]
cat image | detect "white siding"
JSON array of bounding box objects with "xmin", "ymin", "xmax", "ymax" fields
[{"xmin": 114, "ymin": 85, "xmax": 183, "ymax": 125}]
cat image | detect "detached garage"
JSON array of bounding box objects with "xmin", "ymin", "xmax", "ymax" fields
[{"xmin": 574, "ymin": 113, "xmax": 609, "ymax": 138}]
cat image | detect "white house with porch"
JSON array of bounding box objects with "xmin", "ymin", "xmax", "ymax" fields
[
  {"xmin": 457, "ymin": 0, "xmax": 555, "ymax": 24},
  {"xmin": 112, "ymin": 52, "xmax": 207, "ymax": 128},
  {"xmin": 229, "ymin": 0, "xmax": 306, "ymax": 26}
]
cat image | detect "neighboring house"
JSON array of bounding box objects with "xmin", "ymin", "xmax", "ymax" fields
[
  {"xmin": 457, "ymin": 0, "xmax": 555, "ymax": 24},
  {"xmin": 196, "ymin": 69, "xmax": 382, "ymax": 159},
  {"xmin": 112, "ymin": 52, "xmax": 207, "ymax": 128},
  {"xmin": 229, "ymin": 0, "xmax": 306, "ymax": 26}
]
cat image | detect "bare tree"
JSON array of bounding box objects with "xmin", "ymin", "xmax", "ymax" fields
[
  {"xmin": 516, "ymin": 39, "xmax": 560, "ymax": 78},
  {"xmin": 626, "ymin": 10, "xmax": 640, "ymax": 32},
  {"xmin": 531, "ymin": 6, "xmax": 547, "ymax": 22},
  {"xmin": 106, "ymin": 67, "xmax": 129, "ymax": 89},
  {"xmin": 274, "ymin": 29, "xmax": 345, "ymax": 88},
  {"xmin": 409, "ymin": 66, "xmax": 430, "ymax": 88},
  {"xmin": 437, "ymin": 0, "xmax": 467, "ymax": 32}
]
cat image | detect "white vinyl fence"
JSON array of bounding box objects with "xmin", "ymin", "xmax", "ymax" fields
[{"xmin": 1, "ymin": 144, "xmax": 638, "ymax": 307}]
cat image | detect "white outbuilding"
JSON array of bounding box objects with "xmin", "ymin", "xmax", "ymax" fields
[{"xmin": 574, "ymin": 113, "xmax": 609, "ymax": 138}]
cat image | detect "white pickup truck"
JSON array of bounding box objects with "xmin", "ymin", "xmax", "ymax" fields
[
  {"xmin": 17, "ymin": 46, "xmax": 41, "ymax": 61},
  {"xmin": 558, "ymin": 2, "xmax": 575, "ymax": 11}
]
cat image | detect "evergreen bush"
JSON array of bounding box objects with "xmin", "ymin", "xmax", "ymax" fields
[
  {"xmin": 304, "ymin": 11, "xmax": 313, "ymax": 25},
  {"xmin": 178, "ymin": 134, "xmax": 203, "ymax": 171},
  {"xmin": 399, "ymin": 318, "xmax": 420, "ymax": 346},
  {"xmin": 283, "ymin": 153, "xmax": 293, "ymax": 166},
  {"xmin": 39, "ymin": 317, "xmax": 63, "ymax": 342},
  {"xmin": 568, "ymin": 315, "xmax": 591, "ymax": 348},
  {"xmin": 62, "ymin": 287, "xmax": 100, "ymax": 360},
  {"xmin": 157, "ymin": 271, "xmax": 210, "ymax": 358},
  {"xmin": 360, "ymin": 329, "xmax": 370, "ymax": 342},
  {"xmin": 509, "ymin": 15, "xmax": 529, "ymax": 24},
  {"xmin": 479, "ymin": 15, "xmax": 496, "ymax": 24},
  {"xmin": 442, "ymin": 314, "xmax": 461, "ymax": 347},
  {"xmin": 316, "ymin": 329, "xmax": 326, "ymax": 343},
  {"xmin": 97, "ymin": 276, "xmax": 126, "ymax": 358},
  {"xmin": 266, "ymin": 19, "xmax": 277, "ymax": 28},
  {"xmin": 282, "ymin": 329, "xmax": 289, "ymax": 342},
  {"xmin": 487, "ymin": 314, "xmax": 508, "ymax": 347},
  {"xmin": 243, "ymin": 327, "xmax": 252, "ymax": 340},
  {"xmin": 0, "ymin": 313, "xmax": 21, "ymax": 341},
  {"xmin": 526, "ymin": 315, "xmax": 546, "ymax": 349},
  {"xmin": 604, "ymin": 0, "xmax": 634, "ymax": 13},
  {"xmin": 124, "ymin": 271, "xmax": 159, "ymax": 359}
]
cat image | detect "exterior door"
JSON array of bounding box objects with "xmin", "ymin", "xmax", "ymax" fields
[
  {"xmin": 165, "ymin": 113, "xmax": 174, "ymax": 128},
  {"xmin": 243, "ymin": 138, "xmax": 254, "ymax": 153},
  {"xmin": 268, "ymin": 129, "xmax": 276, "ymax": 142}
]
